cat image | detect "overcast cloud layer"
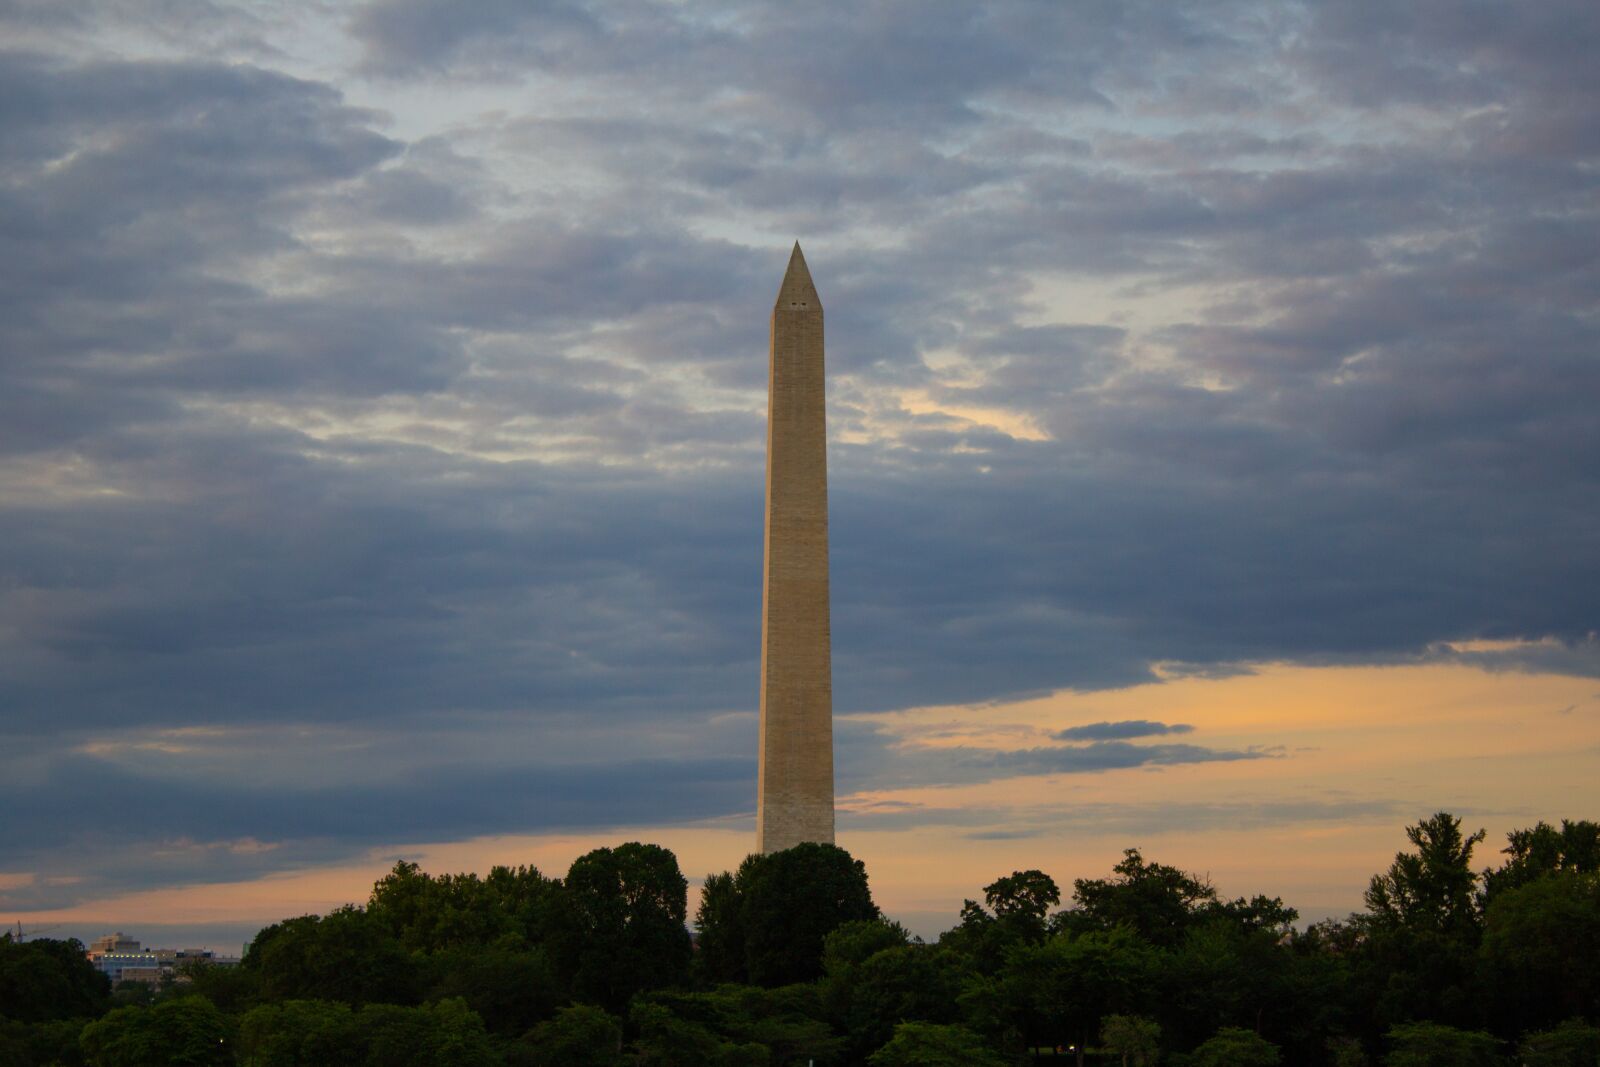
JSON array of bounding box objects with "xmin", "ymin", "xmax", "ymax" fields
[{"xmin": 2, "ymin": 0, "xmax": 1597, "ymax": 910}]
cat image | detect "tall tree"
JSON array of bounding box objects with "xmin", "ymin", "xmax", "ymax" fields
[
  {"xmin": 941, "ymin": 869, "xmax": 1061, "ymax": 974},
  {"xmin": 0, "ymin": 936, "xmax": 110, "ymax": 1023},
  {"xmin": 550, "ymin": 842, "xmax": 692, "ymax": 1009},
  {"xmin": 974, "ymin": 926, "xmax": 1152, "ymax": 1067},
  {"xmin": 707, "ymin": 843, "xmax": 879, "ymax": 988},
  {"xmin": 368, "ymin": 861, "xmax": 556, "ymax": 952},
  {"xmin": 1364, "ymin": 812, "xmax": 1485, "ymax": 938},
  {"xmin": 1159, "ymin": 918, "xmax": 1300, "ymax": 1053},
  {"xmin": 1346, "ymin": 813, "xmax": 1488, "ymax": 1033},
  {"xmin": 693, "ymin": 871, "xmax": 745, "ymax": 985},
  {"xmin": 828, "ymin": 942, "xmax": 969, "ymax": 1062},
  {"xmin": 983, "ymin": 870, "xmax": 1060, "ymax": 937},
  {"xmin": 1064, "ymin": 849, "xmax": 1218, "ymax": 947},
  {"xmin": 244, "ymin": 908, "xmax": 419, "ymax": 1006}
]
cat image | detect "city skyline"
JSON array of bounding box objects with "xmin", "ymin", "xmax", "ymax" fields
[{"xmin": 2, "ymin": 1, "xmax": 1597, "ymax": 953}]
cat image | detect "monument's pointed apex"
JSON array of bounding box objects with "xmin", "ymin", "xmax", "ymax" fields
[{"xmin": 776, "ymin": 241, "xmax": 821, "ymax": 310}]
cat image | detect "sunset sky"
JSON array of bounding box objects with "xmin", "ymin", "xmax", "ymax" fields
[{"xmin": 2, "ymin": 1, "xmax": 1597, "ymax": 952}]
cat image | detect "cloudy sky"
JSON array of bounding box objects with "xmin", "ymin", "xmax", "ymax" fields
[{"xmin": 3, "ymin": 0, "xmax": 1597, "ymax": 948}]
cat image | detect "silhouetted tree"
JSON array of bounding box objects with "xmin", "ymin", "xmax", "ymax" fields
[
  {"xmin": 1364, "ymin": 812, "xmax": 1485, "ymax": 938},
  {"xmin": 172, "ymin": 957, "xmax": 259, "ymax": 1015},
  {"xmin": 1480, "ymin": 871, "xmax": 1600, "ymax": 1034},
  {"xmin": 983, "ymin": 870, "xmax": 1060, "ymax": 936},
  {"xmin": 698, "ymin": 843, "xmax": 878, "ymax": 988},
  {"xmin": 1481, "ymin": 820, "xmax": 1600, "ymax": 903},
  {"xmin": 1346, "ymin": 814, "xmax": 1488, "ymax": 1034},
  {"xmin": 0, "ymin": 937, "xmax": 110, "ymax": 1023},
  {"xmin": 939, "ymin": 869, "xmax": 1060, "ymax": 975},
  {"xmin": 1063, "ymin": 849, "xmax": 1218, "ymax": 947},
  {"xmin": 970, "ymin": 926, "xmax": 1152, "ymax": 1067},
  {"xmin": 244, "ymin": 907, "xmax": 419, "ymax": 1006},
  {"xmin": 548, "ymin": 842, "xmax": 692, "ymax": 1009},
  {"xmin": 828, "ymin": 941, "xmax": 968, "ymax": 1061},
  {"xmin": 821, "ymin": 918, "xmax": 910, "ymax": 977},
  {"xmin": 368, "ymin": 861, "xmax": 556, "ymax": 952},
  {"xmin": 34, "ymin": 816, "xmax": 1600, "ymax": 1067},
  {"xmin": 693, "ymin": 871, "xmax": 745, "ymax": 985},
  {"xmin": 1160, "ymin": 918, "xmax": 1297, "ymax": 1052}
]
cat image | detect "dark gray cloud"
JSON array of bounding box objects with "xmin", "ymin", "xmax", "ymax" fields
[
  {"xmin": 0, "ymin": 752, "xmax": 751, "ymax": 909},
  {"xmin": 1056, "ymin": 720, "xmax": 1196, "ymax": 741},
  {"xmin": 0, "ymin": 717, "xmax": 1259, "ymax": 907},
  {"xmin": 843, "ymin": 795, "xmax": 1408, "ymax": 838},
  {"xmin": 1, "ymin": 0, "xmax": 1597, "ymax": 905}
]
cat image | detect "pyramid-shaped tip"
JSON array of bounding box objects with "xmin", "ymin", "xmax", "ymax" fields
[{"xmin": 776, "ymin": 241, "xmax": 820, "ymax": 310}]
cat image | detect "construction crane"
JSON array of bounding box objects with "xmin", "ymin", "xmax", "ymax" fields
[{"xmin": 9, "ymin": 921, "xmax": 65, "ymax": 942}]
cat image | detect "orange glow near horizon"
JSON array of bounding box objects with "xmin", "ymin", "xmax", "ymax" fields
[{"xmin": 12, "ymin": 658, "xmax": 1598, "ymax": 942}]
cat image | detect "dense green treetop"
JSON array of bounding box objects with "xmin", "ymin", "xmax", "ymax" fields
[
  {"xmin": 1480, "ymin": 870, "xmax": 1600, "ymax": 1033},
  {"xmin": 244, "ymin": 907, "xmax": 419, "ymax": 1007},
  {"xmin": 866, "ymin": 1021, "xmax": 1006, "ymax": 1067},
  {"xmin": 10, "ymin": 813, "xmax": 1600, "ymax": 1067},
  {"xmin": 1518, "ymin": 1019, "xmax": 1600, "ymax": 1067},
  {"xmin": 1183, "ymin": 1026, "xmax": 1282, "ymax": 1067},
  {"xmin": 692, "ymin": 871, "xmax": 744, "ymax": 986},
  {"xmin": 79, "ymin": 996, "xmax": 232, "ymax": 1067},
  {"xmin": 697, "ymin": 842, "xmax": 878, "ymax": 988},
  {"xmin": 1481, "ymin": 819, "xmax": 1600, "ymax": 902},
  {"xmin": 1364, "ymin": 812, "xmax": 1486, "ymax": 938},
  {"xmin": 549, "ymin": 842, "xmax": 692, "ymax": 1010},
  {"xmin": 820, "ymin": 919, "xmax": 910, "ymax": 978},
  {"xmin": 1101, "ymin": 1013, "xmax": 1161, "ymax": 1067},
  {"xmin": 0, "ymin": 936, "xmax": 110, "ymax": 1024},
  {"xmin": 516, "ymin": 1004, "xmax": 623, "ymax": 1067},
  {"xmin": 367, "ymin": 861, "xmax": 556, "ymax": 952},
  {"xmin": 1064, "ymin": 848, "xmax": 1220, "ymax": 946},
  {"xmin": 1382, "ymin": 1021, "xmax": 1504, "ymax": 1067},
  {"xmin": 982, "ymin": 869, "xmax": 1060, "ymax": 929}
]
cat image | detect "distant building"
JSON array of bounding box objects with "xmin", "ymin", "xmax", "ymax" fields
[
  {"xmin": 88, "ymin": 932, "xmax": 140, "ymax": 954},
  {"xmin": 85, "ymin": 933, "xmax": 240, "ymax": 984}
]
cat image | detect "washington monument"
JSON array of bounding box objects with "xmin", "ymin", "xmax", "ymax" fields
[{"xmin": 756, "ymin": 243, "xmax": 835, "ymax": 854}]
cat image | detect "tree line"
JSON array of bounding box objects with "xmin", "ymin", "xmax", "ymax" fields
[{"xmin": 1, "ymin": 812, "xmax": 1597, "ymax": 1065}]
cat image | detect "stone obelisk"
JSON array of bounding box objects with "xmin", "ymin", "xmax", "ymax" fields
[{"xmin": 756, "ymin": 242, "xmax": 835, "ymax": 854}]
